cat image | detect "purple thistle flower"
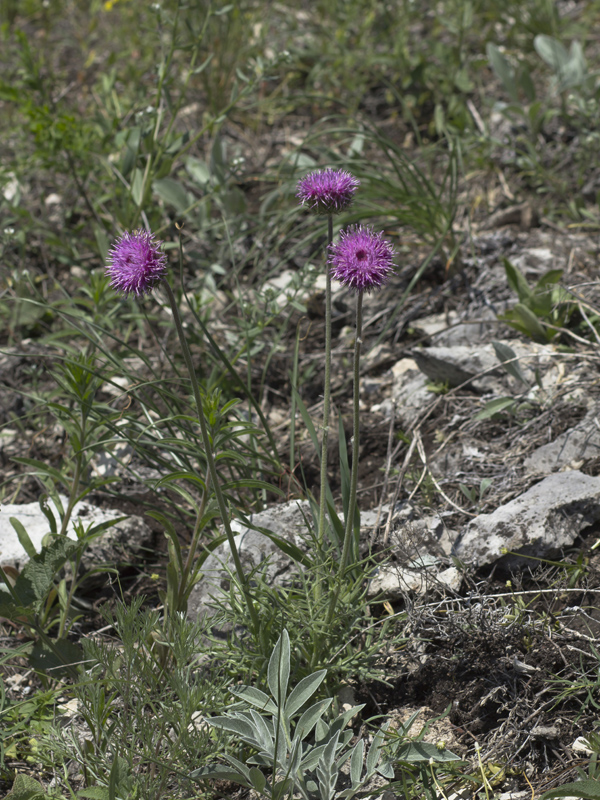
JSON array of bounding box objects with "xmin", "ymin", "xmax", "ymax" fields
[
  {"xmin": 328, "ymin": 225, "xmax": 396, "ymax": 293},
  {"xmin": 296, "ymin": 168, "xmax": 359, "ymax": 215},
  {"xmin": 106, "ymin": 229, "xmax": 167, "ymax": 297}
]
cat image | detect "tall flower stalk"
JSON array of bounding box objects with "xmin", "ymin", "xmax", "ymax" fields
[
  {"xmin": 106, "ymin": 229, "xmax": 261, "ymax": 636},
  {"xmin": 325, "ymin": 225, "xmax": 396, "ymax": 624},
  {"xmin": 296, "ymin": 169, "xmax": 359, "ymax": 553}
]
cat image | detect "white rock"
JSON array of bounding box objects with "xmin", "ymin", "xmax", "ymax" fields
[
  {"xmin": 524, "ymin": 405, "xmax": 600, "ymax": 475},
  {"xmin": 437, "ymin": 566, "xmax": 462, "ymax": 591},
  {"xmin": 0, "ymin": 495, "xmax": 149, "ymax": 569},
  {"xmin": 187, "ymin": 500, "xmax": 312, "ymax": 623},
  {"xmin": 373, "ymin": 358, "xmax": 432, "ymax": 427},
  {"xmin": 368, "ymin": 557, "xmax": 460, "ymax": 598},
  {"xmin": 572, "ymin": 736, "xmax": 593, "ymax": 755},
  {"xmin": 453, "ymin": 471, "xmax": 600, "ymax": 567}
]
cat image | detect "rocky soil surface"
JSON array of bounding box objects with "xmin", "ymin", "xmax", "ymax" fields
[{"xmin": 2, "ymin": 219, "xmax": 600, "ymax": 796}]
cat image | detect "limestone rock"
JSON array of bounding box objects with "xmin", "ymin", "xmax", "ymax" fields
[
  {"xmin": 524, "ymin": 406, "xmax": 600, "ymax": 475},
  {"xmin": 187, "ymin": 500, "xmax": 312, "ymax": 623},
  {"xmin": 368, "ymin": 560, "xmax": 461, "ymax": 598},
  {"xmin": 371, "ymin": 358, "xmax": 433, "ymax": 427},
  {"xmin": 0, "ymin": 495, "xmax": 150, "ymax": 571},
  {"xmin": 452, "ymin": 471, "xmax": 600, "ymax": 567}
]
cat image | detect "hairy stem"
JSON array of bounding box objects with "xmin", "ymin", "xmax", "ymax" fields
[
  {"xmin": 327, "ymin": 291, "xmax": 363, "ymax": 626},
  {"xmin": 317, "ymin": 214, "xmax": 334, "ymax": 549}
]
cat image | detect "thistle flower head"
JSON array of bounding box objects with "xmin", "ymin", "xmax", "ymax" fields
[
  {"xmin": 328, "ymin": 225, "xmax": 396, "ymax": 293},
  {"xmin": 296, "ymin": 168, "xmax": 359, "ymax": 215},
  {"xmin": 106, "ymin": 229, "xmax": 167, "ymax": 297}
]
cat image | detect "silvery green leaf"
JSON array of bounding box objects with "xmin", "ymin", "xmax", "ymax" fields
[
  {"xmin": 247, "ymin": 754, "xmax": 271, "ymax": 767},
  {"xmin": 326, "ymin": 705, "xmax": 365, "ymax": 740},
  {"xmin": 366, "ymin": 722, "xmax": 389, "ymax": 777},
  {"xmin": 190, "ymin": 763, "xmax": 251, "ymax": 787},
  {"xmin": 185, "ymin": 156, "xmax": 211, "ymax": 186},
  {"xmin": 540, "ymin": 777, "xmax": 600, "ymax": 800},
  {"xmin": 229, "ymin": 685, "xmax": 278, "ymax": 715},
  {"xmin": 249, "ymin": 767, "xmax": 266, "ymax": 793},
  {"xmin": 317, "ymin": 730, "xmax": 340, "ymax": 800},
  {"xmin": 268, "ymin": 629, "xmax": 291, "ymax": 704},
  {"xmin": 295, "ymin": 698, "xmax": 332, "ymax": 740},
  {"xmin": 340, "ymin": 730, "xmax": 353, "ymax": 748},
  {"xmin": 492, "ymin": 341, "xmax": 530, "ymax": 386},
  {"xmin": 534, "ymin": 34, "xmax": 569, "ymax": 71},
  {"xmin": 350, "ymin": 739, "xmax": 364, "ymax": 786},
  {"xmin": 249, "ymin": 709, "xmax": 274, "ymax": 755},
  {"xmin": 486, "ymin": 43, "xmax": 518, "ymax": 102},
  {"xmin": 300, "ymin": 743, "xmax": 327, "ymax": 771},
  {"xmin": 315, "ymin": 716, "xmax": 328, "ymax": 743},
  {"xmin": 475, "ymin": 396, "xmax": 516, "ymax": 420},
  {"xmin": 288, "ymin": 734, "xmax": 304, "ymax": 774},
  {"xmin": 207, "ymin": 715, "xmax": 257, "ymax": 744},
  {"xmin": 152, "ymin": 178, "xmax": 190, "ymax": 213},
  {"xmin": 224, "ymin": 754, "xmax": 252, "ymax": 775},
  {"xmin": 377, "ymin": 760, "xmax": 395, "ymax": 779},
  {"xmin": 9, "ymin": 518, "xmax": 37, "ymax": 559},
  {"xmin": 275, "ymin": 715, "xmax": 288, "ymax": 765},
  {"xmin": 284, "ymin": 669, "xmax": 327, "ymax": 718}
]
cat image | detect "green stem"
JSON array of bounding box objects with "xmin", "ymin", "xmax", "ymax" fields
[
  {"xmin": 58, "ymin": 452, "xmax": 82, "ymax": 540},
  {"xmin": 175, "ymin": 464, "xmax": 210, "ymax": 612},
  {"xmin": 312, "ymin": 215, "xmax": 334, "ymax": 664},
  {"xmin": 162, "ymin": 280, "xmax": 260, "ymax": 635},
  {"xmin": 289, "ymin": 319, "xmax": 302, "ymax": 477},
  {"xmin": 56, "ymin": 408, "xmax": 88, "ymax": 638},
  {"xmin": 326, "ymin": 291, "xmax": 363, "ymax": 626},
  {"xmin": 317, "ymin": 214, "xmax": 334, "ymax": 549},
  {"xmin": 57, "ymin": 549, "xmax": 83, "ymax": 640}
]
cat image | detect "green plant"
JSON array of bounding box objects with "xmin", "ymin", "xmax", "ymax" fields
[
  {"xmin": 194, "ymin": 629, "xmax": 461, "ymax": 799},
  {"xmin": 0, "ymin": 354, "xmax": 128, "ymax": 675},
  {"xmin": 487, "ymin": 41, "xmax": 556, "ymax": 140},
  {"xmin": 547, "ymin": 644, "xmax": 600, "ymax": 721},
  {"xmin": 0, "ymin": 646, "xmax": 64, "ymax": 771},
  {"xmin": 475, "ymin": 340, "xmax": 540, "ymax": 421},
  {"xmin": 486, "ymin": 31, "xmax": 600, "ymax": 202},
  {"xmin": 459, "ymin": 477, "xmax": 492, "ymax": 509},
  {"xmin": 499, "ymin": 258, "xmax": 575, "ymax": 343},
  {"xmin": 25, "ymin": 598, "xmax": 229, "ymax": 800}
]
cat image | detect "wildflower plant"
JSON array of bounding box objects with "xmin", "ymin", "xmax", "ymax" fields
[
  {"xmin": 296, "ymin": 168, "xmax": 359, "ymax": 565},
  {"xmin": 106, "ymin": 229, "xmax": 168, "ymax": 297},
  {"xmin": 296, "ymin": 168, "xmax": 360, "ymax": 216},
  {"xmin": 105, "ymin": 228, "xmax": 262, "ymax": 638},
  {"xmin": 326, "ymin": 225, "xmax": 396, "ymax": 620}
]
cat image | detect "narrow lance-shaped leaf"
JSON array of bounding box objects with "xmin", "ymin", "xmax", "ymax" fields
[
  {"xmin": 317, "ymin": 729, "xmax": 341, "ymax": 800},
  {"xmin": 492, "ymin": 341, "xmax": 530, "ymax": 387},
  {"xmin": 230, "ymin": 685, "xmax": 278, "ymax": 715},
  {"xmin": 295, "ymin": 698, "xmax": 332, "ymax": 741},
  {"xmin": 207, "ymin": 715, "xmax": 257, "ymax": 743},
  {"xmin": 366, "ymin": 721, "xmax": 389, "ymax": 777},
  {"xmin": 285, "ymin": 669, "xmax": 327, "ymax": 718},
  {"xmin": 9, "ymin": 518, "xmax": 37, "ymax": 560},
  {"xmin": 268, "ymin": 629, "xmax": 290, "ymax": 705},
  {"xmin": 249, "ymin": 709, "xmax": 274, "ymax": 756},
  {"xmin": 350, "ymin": 739, "xmax": 364, "ymax": 787},
  {"xmin": 190, "ymin": 763, "xmax": 252, "ymax": 788}
]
